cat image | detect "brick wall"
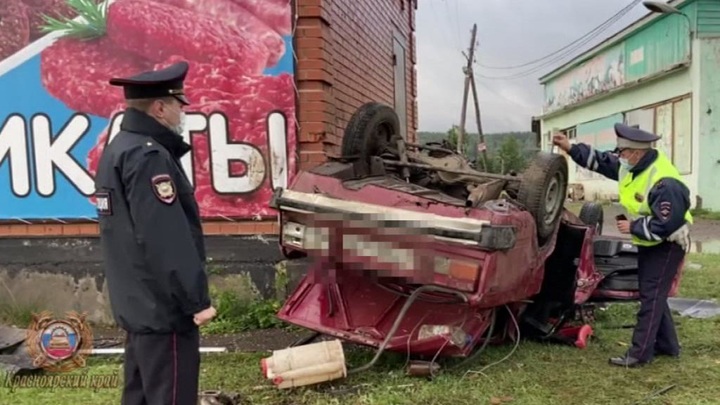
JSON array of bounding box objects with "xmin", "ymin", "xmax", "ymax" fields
[
  {"xmin": 0, "ymin": 221, "xmax": 279, "ymax": 237},
  {"xmin": 296, "ymin": 0, "xmax": 418, "ymax": 168}
]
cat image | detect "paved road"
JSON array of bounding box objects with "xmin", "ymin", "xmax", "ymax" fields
[{"xmin": 569, "ymin": 201, "xmax": 720, "ymax": 254}]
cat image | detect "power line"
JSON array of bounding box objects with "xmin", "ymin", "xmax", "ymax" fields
[
  {"xmin": 475, "ymin": 0, "xmax": 641, "ymax": 79},
  {"xmin": 476, "ymin": 79, "xmax": 534, "ymax": 111},
  {"xmin": 475, "ymin": 6, "xmax": 633, "ymax": 81},
  {"xmin": 478, "ymin": 0, "xmax": 640, "ymax": 71},
  {"xmin": 429, "ymin": 0, "xmax": 464, "ymax": 54}
]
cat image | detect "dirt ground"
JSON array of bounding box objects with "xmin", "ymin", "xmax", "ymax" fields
[{"xmin": 91, "ymin": 326, "xmax": 311, "ymax": 353}]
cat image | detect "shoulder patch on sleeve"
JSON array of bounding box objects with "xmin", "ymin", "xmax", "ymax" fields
[
  {"xmin": 95, "ymin": 192, "xmax": 112, "ymax": 215},
  {"xmin": 152, "ymin": 174, "xmax": 177, "ymax": 204},
  {"xmin": 660, "ymin": 201, "xmax": 672, "ymax": 220}
]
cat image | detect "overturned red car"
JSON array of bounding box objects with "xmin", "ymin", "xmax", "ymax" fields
[{"xmin": 270, "ymin": 103, "xmax": 684, "ymax": 361}]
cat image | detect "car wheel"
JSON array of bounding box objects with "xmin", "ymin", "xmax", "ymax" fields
[
  {"xmin": 579, "ymin": 202, "xmax": 604, "ymax": 235},
  {"xmin": 516, "ymin": 152, "xmax": 569, "ymax": 245},
  {"xmin": 341, "ymin": 102, "xmax": 402, "ymax": 162}
]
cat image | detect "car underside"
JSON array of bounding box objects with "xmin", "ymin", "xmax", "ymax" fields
[{"xmin": 270, "ymin": 102, "xmax": 685, "ymax": 364}]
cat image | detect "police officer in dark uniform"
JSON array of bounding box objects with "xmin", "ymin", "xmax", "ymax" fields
[
  {"xmin": 94, "ymin": 61, "xmax": 216, "ymax": 404},
  {"xmin": 553, "ymin": 123, "xmax": 692, "ymax": 367}
]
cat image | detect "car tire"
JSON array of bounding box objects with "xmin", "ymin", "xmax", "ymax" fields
[
  {"xmin": 341, "ymin": 102, "xmax": 402, "ymax": 161},
  {"xmin": 579, "ymin": 202, "xmax": 604, "ymax": 235},
  {"xmin": 516, "ymin": 152, "xmax": 569, "ymax": 245}
]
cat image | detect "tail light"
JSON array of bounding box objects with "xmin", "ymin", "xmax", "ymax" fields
[{"xmin": 434, "ymin": 257, "xmax": 480, "ymax": 283}]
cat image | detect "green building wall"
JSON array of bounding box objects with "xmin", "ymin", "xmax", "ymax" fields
[
  {"xmin": 696, "ymin": 38, "xmax": 720, "ymax": 209},
  {"xmin": 697, "ymin": 0, "xmax": 720, "ymax": 37},
  {"xmin": 537, "ymin": 0, "xmax": 720, "ymax": 210},
  {"xmin": 542, "ymin": 69, "xmax": 693, "ymax": 201}
]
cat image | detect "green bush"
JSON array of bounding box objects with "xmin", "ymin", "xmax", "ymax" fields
[{"xmin": 201, "ymin": 286, "xmax": 286, "ymax": 335}]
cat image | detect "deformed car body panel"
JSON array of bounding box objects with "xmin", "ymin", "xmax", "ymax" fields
[
  {"xmin": 273, "ymin": 160, "xmax": 684, "ymax": 358},
  {"xmin": 272, "ymin": 167, "xmax": 562, "ymax": 308}
]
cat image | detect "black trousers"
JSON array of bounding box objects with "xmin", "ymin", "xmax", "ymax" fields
[
  {"xmin": 122, "ymin": 327, "xmax": 200, "ymax": 405},
  {"xmin": 627, "ymin": 241, "xmax": 684, "ymax": 362}
]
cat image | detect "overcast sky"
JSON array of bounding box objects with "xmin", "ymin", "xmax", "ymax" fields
[{"xmin": 414, "ymin": 0, "xmax": 652, "ymax": 133}]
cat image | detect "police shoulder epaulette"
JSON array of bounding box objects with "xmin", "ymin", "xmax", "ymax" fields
[{"xmin": 141, "ymin": 141, "xmax": 163, "ymax": 156}]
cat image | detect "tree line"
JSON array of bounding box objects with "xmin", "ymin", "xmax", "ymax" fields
[{"xmin": 418, "ymin": 126, "xmax": 539, "ymax": 174}]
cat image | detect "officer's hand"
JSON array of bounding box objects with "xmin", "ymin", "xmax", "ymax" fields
[
  {"xmin": 552, "ymin": 133, "xmax": 572, "ymax": 153},
  {"xmin": 194, "ymin": 306, "xmax": 217, "ymax": 326},
  {"xmin": 616, "ymin": 220, "xmax": 631, "ymax": 234}
]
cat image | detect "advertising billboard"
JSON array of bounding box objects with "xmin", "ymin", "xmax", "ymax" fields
[{"xmin": 0, "ymin": 0, "xmax": 296, "ymax": 220}]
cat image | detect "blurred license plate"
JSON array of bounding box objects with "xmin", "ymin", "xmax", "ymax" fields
[{"xmin": 342, "ymin": 233, "xmax": 417, "ymax": 270}]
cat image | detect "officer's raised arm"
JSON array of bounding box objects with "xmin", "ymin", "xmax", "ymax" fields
[
  {"xmin": 630, "ymin": 178, "xmax": 691, "ymax": 242},
  {"xmin": 123, "ymin": 147, "xmax": 211, "ymax": 317},
  {"xmin": 552, "ymin": 132, "xmax": 620, "ymax": 181}
]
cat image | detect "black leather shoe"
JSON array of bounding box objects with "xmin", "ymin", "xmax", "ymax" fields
[
  {"xmin": 609, "ymin": 355, "xmax": 649, "ymax": 367},
  {"xmin": 655, "ymin": 350, "xmax": 680, "ymax": 358}
]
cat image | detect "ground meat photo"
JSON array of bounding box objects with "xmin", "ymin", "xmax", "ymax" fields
[
  {"xmin": 106, "ymin": 0, "xmax": 271, "ymax": 73},
  {"xmin": 150, "ymin": 0, "xmax": 286, "ymax": 67},
  {"xmin": 41, "ymin": 37, "xmax": 153, "ymax": 117},
  {"xmin": 0, "ymin": 0, "xmax": 30, "ymax": 62},
  {"xmin": 36, "ymin": 0, "xmax": 297, "ymax": 220},
  {"xmin": 229, "ymin": 0, "xmax": 292, "ymax": 36},
  {"xmin": 22, "ymin": 0, "xmax": 75, "ymax": 40}
]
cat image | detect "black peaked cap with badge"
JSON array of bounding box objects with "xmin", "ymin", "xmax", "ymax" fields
[
  {"xmin": 613, "ymin": 123, "xmax": 661, "ymax": 150},
  {"xmin": 109, "ymin": 61, "xmax": 191, "ymax": 105}
]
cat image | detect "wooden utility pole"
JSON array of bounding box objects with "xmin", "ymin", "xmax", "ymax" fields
[
  {"xmin": 469, "ymin": 73, "xmax": 488, "ymax": 170},
  {"xmin": 456, "ymin": 23, "xmax": 477, "ymax": 155}
]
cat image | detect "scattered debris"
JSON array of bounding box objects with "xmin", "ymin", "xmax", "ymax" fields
[
  {"xmin": 406, "ymin": 360, "xmax": 440, "ymax": 377},
  {"xmin": 0, "ymin": 325, "xmax": 40, "ymax": 377},
  {"xmin": 668, "ymin": 298, "xmax": 720, "ymax": 319},
  {"xmin": 686, "ymin": 262, "xmax": 703, "ymax": 270},
  {"xmin": 198, "ymin": 390, "xmax": 245, "ymax": 405},
  {"xmin": 0, "ymin": 325, "xmax": 25, "ymax": 351},
  {"xmin": 261, "ymin": 339, "xmax": 347, "ymax": 389},
  {"xmin": 88, "ymin": 347, "xmax": 227, "ymax": 355},
  {"xmin": 631, "ymin": 384, "xmax": 676, "ymax": 405}
]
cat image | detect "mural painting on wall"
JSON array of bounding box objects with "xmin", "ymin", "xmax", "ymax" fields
[
  {"xmin": 544, "ymin": 44, "xmax": 625, "ymax": 113},
  {"xmin": 0, "ymin": 0, "xmax": 296, "ymax": 220}
]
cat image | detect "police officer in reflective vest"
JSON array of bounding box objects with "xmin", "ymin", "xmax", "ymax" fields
[
  {"xmin": 94, "ymin": 61, "xmax": 216, "ymax": 404},
  {"xmin": 553, "ymin": 123, "xmax": 692, "ymax": 367}
]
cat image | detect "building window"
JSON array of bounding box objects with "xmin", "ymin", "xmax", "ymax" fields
[
  {"xmin": 646, "ymin": 95, "xmax": 692, "ymax": 175},
  {"xmin": 543, "ymin": 126, "xmax": 576, "ymax": 151},
  {"xmin": 623, "ymin": 95, "xmax": 692, "ymax": 175},
  {"xmin": 563, "ymin": 127, "xmax": 577, "ymax": 141}
]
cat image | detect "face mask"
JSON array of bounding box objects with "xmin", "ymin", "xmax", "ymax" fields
[{"xmin": 619, "ymin": 158, "xmax": 634, "ymax": 170}]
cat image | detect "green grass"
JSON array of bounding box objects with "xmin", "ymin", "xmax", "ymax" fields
[
  {"xmin": 691, "ymin": 208, "xmax": 720, "ymax": 221},
  {"xmin": 2, "ymin": 253, "xmax": 720, "ymax": 405}
]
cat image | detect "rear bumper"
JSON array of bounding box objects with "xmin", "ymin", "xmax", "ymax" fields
[{"xmin": 270, "ymin": 188, "xmax": 517, "ymax": 251}]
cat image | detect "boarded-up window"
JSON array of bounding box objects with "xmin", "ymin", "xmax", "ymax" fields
[
  {"xmin": 673, "ymin": 97, "xmax": 692, "ymax": 174},
  {"xmin": 624, "ymin": 108, "xmax": 654, "ymax": 132},
  {"xmin": 655, "ymin": 103, "xmax": 674, "ymax": 158},
  {"xmin": 625, "ymin": 94, "xmax": 692, "ymax": 174}
]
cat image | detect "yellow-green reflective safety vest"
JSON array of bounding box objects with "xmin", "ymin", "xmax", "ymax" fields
[{"xmin": 618, "ymin": 150, "xmax": 693, "ymax": 247}]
